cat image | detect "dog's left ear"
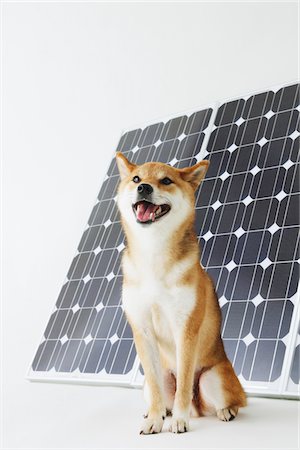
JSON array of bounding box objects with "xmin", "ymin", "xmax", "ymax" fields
[
  {"xmin": 115, "ymin": 152, "xmax": 137, "ymax": 180},
  {"xmin": 179, "ymin": 160, "xmax": 210, "ymax": 190}
]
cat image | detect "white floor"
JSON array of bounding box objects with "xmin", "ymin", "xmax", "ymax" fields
[{"xmin": 3, "ymin": 382, "xmax": 299, "ymax": 450}]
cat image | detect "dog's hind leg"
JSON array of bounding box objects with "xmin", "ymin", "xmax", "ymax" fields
[{"xmin": 199, "ymin": 359, "xmax": 247, "ymax": 421}]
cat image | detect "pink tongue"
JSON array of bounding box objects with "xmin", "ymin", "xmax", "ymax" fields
[{"xmin": 136, "ymin": 203, "xmax": 158, "ymax": 222}]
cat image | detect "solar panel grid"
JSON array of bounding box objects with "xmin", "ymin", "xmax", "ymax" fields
[
  {"xmin": 196, "ymin": 84, "xmax": 299, "ymax": 388},
  {"xmin": 31, "ymin": 107, "xmax": 214, "ymax": 380},
  {"xmin": 29, "ymin": 83, "xmax": 299, "ymax": 397}
]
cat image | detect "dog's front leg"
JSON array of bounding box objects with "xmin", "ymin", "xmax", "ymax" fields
[
  {"xmin": 132, "ymin": 326, "xmax": 166, "ymax": 434},
  {"xmin": 171, "ymin": 330, "xmax": 198, "ymax": 433}
]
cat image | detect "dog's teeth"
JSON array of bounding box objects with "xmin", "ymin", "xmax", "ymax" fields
[
  {"xmin": 151, "ymin": 212, "xmax": 155, "ymax": 222},
  {"xmin": 156, "ymin": 207, "xmax": 161, "ymax": 216}
]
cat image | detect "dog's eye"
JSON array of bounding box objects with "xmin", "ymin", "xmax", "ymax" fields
[
  {"xmin": 160, "ymin": 177, "xmax": 173, "ymax": 185},
  {"xmin": 132, "ymin": 176, "xmax": 140, "ymax": 183}
]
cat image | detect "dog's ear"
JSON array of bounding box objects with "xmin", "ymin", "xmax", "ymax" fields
[
  {"xmin": 115, "ymin": 152, "xmax": 137, "ymax": 180},
  {"xmin": 179, "ymin": 160, "xmax": 210, "ymax": 190}
]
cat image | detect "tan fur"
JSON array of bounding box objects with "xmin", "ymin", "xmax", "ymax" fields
[{"xmin": 115, "ymin": 152, "xmax": 246, "ymax": 434}]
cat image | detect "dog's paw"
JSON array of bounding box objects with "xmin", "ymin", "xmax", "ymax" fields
[
  {"xmin": 170, "ymin": 416, "xmax": 189, "ymax": 433},
  {"xmin": 217, "ymin": 407, "xmax": 238, "ymax": 422},
  {"xmin": 140, "ymin": 414, "xmax": 165, "ymax": 434}
]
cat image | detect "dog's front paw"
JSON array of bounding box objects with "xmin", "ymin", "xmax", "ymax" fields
[
  {"xmin": 170, "ymin": 415, "xmax": 189, "ymax": 433},
  {"xmin": 140, "ymin": 414, "xmax": 165, "ymax": 434}
]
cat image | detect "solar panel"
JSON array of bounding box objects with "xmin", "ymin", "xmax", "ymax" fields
[
  {"xmin": 28, "ymin": 83, "xmax": 299, "ymax": 397},
  {"xmin": 28, "ymin": 106, "xmax": 214, "ymax": 386},
  {"xmin": 197, "ymin": 83, "xmax": 299, "ymax": 397}
]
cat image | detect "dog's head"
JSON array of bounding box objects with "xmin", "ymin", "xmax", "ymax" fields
[{"xmin": 116, "ymin": 152, "xmax": 209, "ymax": 231}]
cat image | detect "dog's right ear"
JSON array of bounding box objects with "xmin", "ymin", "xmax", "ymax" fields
[{"xmin": 115, "ymin": 152, "xmax": 137, "ymax": 180}]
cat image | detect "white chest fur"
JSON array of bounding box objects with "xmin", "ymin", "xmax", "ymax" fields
[{"xmin": 122, "ymin": 238, "xmax": 197, "ymax": 343}]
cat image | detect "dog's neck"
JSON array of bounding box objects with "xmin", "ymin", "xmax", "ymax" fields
[{"xmin": 122, "ymin": 213, "xmax": 199, "ymax": 265}]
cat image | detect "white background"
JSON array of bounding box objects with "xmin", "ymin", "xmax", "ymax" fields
[{"xmin": 2, "ymin": 1, "xmax": 299, "ymax": 449}]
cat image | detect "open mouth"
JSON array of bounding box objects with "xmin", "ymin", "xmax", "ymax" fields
[{"xmin": 132, "ymin": 201, "xmax": 171, "ymax": 224}]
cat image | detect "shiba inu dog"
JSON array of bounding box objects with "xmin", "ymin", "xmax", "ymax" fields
[{"xmin": 116, "ymin": 152, "xmax": 246, "ymax": 434}]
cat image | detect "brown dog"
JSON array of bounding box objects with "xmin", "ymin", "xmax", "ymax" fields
[{"xmin": 116, "ymin": 152, "xmax": 246, "ymax": 434}]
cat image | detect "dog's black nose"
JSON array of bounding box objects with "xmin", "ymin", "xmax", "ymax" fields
[{"xmin": 137, "ymin": 183, "xmax": 153, "ymax": 195}]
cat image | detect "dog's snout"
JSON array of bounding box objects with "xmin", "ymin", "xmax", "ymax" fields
[{"xmin": 137, "ymin": 183, "xmax": 153, "ymax": 195}]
